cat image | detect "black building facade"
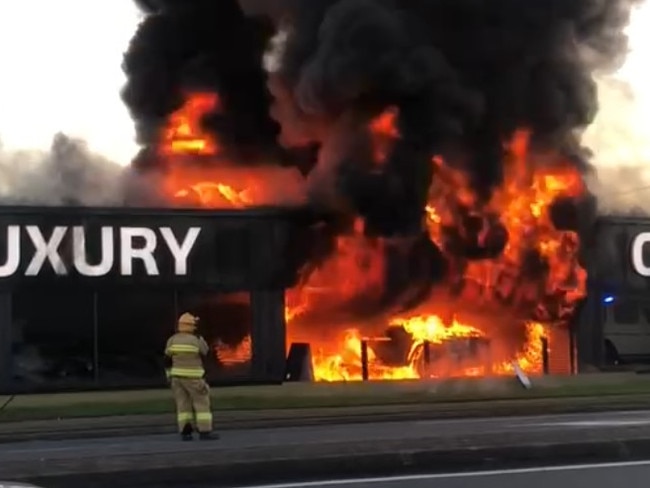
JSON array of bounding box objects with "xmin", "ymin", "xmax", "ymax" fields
[
  {"xmin": 0, "ymin": 206, "xmax": 312, "ymax": 393},
  {"xmin": 577, "ymin": 216, "xmax": 650, "ymax": 369},
  {"xmin": 1, "ymin": 207, "xmax": 643, "ymax": 391}
]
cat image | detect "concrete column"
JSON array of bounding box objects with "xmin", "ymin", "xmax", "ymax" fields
[
  {"xmin": 250, "ymin": 289, "xmax": 286, "ymax": 383},
  {"xmin": 576, "ymin": 292, "xmax": 602, "ymax": 371}
]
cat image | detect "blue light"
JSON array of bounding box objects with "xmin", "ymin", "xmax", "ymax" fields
[{"xmin": 603, "ymin": 295, "xmax": 615, "ymax": 304}]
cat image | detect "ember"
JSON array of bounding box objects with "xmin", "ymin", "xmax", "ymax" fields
[
  {"xmin": 159, "ymin": 93, "xmax": 307, "ymax": 209},
  {"xmin": 160, "ymin": 92, "xmax": 219, "ymax": 157}
]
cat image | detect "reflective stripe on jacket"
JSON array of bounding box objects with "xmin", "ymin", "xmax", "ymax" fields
[{"xmin": 165, "ymin": 332, "xmax": 210, "ymax": 378}]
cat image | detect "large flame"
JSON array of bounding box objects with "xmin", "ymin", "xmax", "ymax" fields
[
  {"xmin": 159, "ymin": 92, "xmax": 584, "ymax": 381},
  {"xmin": 161, "ymin": 92, "xmax": 306, "ymax": 208},
  {"xmin": 160, "ymin": 92, "xmax": 219, "ymax": 157}
]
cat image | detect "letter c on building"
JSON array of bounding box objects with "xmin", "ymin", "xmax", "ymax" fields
[{"xmin": 631, "ymin": 232, "xmax": 650, "ymax": 277}]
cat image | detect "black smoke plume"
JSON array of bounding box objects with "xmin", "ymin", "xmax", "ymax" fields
[
  {"xmin": 121, "ymin": 0, "xmax": 638, "ymax": 320},
  {"xmin": 269, "ymin": 0, "xmax": 639, "ymax": 235},
  {"xmin": 123, "ymin": 0, "xmax": 638, "ymax": 233},
  {"xmin": 261, "ymin": 0, "xmax": 638, "ymax": 318},
  {"xmin": 122, "ymin": 0, "xmax": 286, "ymax": 169}
]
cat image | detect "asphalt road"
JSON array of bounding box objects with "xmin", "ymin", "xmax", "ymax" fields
[
  {"xmin": 7, "ymin": 409, "xmax": 650, "ymax": 484},
  {"xmin": 239, "ymin": 461, "xmax": 650, "ymax": 488},
  {"xmin": 4, "ymin": 408, "xmax": 650, "ymax": 465}
]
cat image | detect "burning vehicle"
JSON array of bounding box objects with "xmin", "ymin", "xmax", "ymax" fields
[{"xmin": 0, "ymin": 0, "xmax": 644, "ymax": 389}]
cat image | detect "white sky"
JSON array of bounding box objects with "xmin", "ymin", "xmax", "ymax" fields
[
  {"xmin": 0, "ymin": 1, "xmax": 141, "ymax": 165},
  {"xmin": 582, "ymin": 0, "xmax": 650, "ymax": 168},
  {"xmin": 0, "ymin": 1, "xmax": 648, "ymax": 170}
]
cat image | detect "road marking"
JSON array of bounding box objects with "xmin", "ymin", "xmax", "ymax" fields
[
  {"xmin": 527, "ymin": 419, "xmax": 650, "ymax": 428},
  {"xmin": 415, "ymin": 410, "xmax": 650, "ymax": 428},
  {"xmin": 242, "ymin": 460, "xmax": 650, "ymax": 487}
]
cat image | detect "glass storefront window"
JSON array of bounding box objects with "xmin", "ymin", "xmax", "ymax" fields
[
  {"xmin": 176, "ymin": 290, "xmax": 253, "ymax": 382},
  {"xmin": 96, "ymin": 289, "xmax": 176, "ymax": 386},
  {"xmin": 12, "ymin": 286, "xmax": 95, "ymax": 388},
  {"xmin": 7, "ymin": 287, "xmax": 256, "ymax": 391},
  {"xmin": 613, "ymin": 301, "xmax": 640, "ymax": 325}
]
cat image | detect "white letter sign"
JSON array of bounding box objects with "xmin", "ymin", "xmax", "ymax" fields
[
  {"xmin": 0, "ymin": 226, "xmax": 20, "ymax": 277},
  {"xmin": 120, "ymin": 227, "xmax": 159, "ymax": 276},
  {"xmin": 73, "ymin": 226, "xmax": 114, "ymax": 277},
  {"xmin": 631, "ymin": 232, "xmax": 650, "ymax": 277},
  {"xmin": 160, "ymin": 227, "xmax": 201, "ymax": 276},
  {"xmin": 25, "ymin": 226, "xmax": 68, "ymax": 276}
]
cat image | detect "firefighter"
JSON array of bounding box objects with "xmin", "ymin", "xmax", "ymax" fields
[{"xmin": 165, "ymin": 312, "xmax": 219, "ymax": 441}]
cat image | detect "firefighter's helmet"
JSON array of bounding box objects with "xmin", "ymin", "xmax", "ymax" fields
[{"xmin": 177, "ymin": 312, "xmax": 199, "ymax": 332}]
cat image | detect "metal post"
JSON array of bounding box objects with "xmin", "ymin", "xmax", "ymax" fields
[
  {"xmin": 569, "ymin": 327, "xmax": 576, "ymax": 375},
  {"xmin": 421, "ymin": 340, "xmax": 431, "ymax": 379},
  {"xmin": 173, "ymin": 289, "xmax": 179, "ymax": 321},
  {"xmin": 541, "ymin": 337, "xmax": 550, "ymax": 375},
  {"xmin": 0, "ymin": 293, "xmax": 13, "ymax": 392},
  {"xmin": 469, "ymin": 337, "xmax": 478, "ymax": 356},
  {"xmin": 361, "ymin": 340, "xmax": 369, "ymax": 381},
  {"xmin": 251, "ymin": 290, "xmax": 286, "ymax": 383},
  {"xmin": 485, "ymin": 339, "xmax": 493, "ymax": 375},
  {"xmin": 92, "ymin": 291, "xmax": 99, "ymax": 383}
]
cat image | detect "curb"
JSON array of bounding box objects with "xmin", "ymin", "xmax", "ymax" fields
[
  {"xmin": 21, "ymin": 436, "xmax": 650, "ymax": 488},
  {"xmin": 4, "ymin": 395, "xmax": 650, "ymax": 443}
]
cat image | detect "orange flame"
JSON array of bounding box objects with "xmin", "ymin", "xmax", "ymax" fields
[
  {"xmin": 369, "ymin": 107, "xmax": 399, "ymax": 164},
  {"xmin": 175, "ymin": 182, "xmax": 254, "ymax": 208},
  {"xmin": 215, "ymin": 335, "xmax": 252, "ymax": 366},
  {"xmin": 304, "ymin": 320, "xmax": 549, "ymax": 382},
  {"xmin": 157, "ymin": 92, "xmax": 584, "ymax": 382},
  {"xmin": 160, "ymin": 92, "xmax": 306, "ymax": 208},
  {"xmin": 160, "ymin": 92, "xmax": 219, "ymax": 156},
  {"xmin": 284, "ymin": 127, "xmax": 583, "ymax": 381}
]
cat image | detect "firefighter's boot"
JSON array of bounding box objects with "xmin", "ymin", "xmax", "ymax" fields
[
  {"xmin": 199, "ymin": 431, "xmax": 219, "ymax": 441},
  {"xmin": 181, "ymin": 423, "xmax": 194, "ymax": 441}
]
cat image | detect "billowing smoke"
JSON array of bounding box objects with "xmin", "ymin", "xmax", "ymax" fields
[
  {"xmin": 115, "ymin": 0, "xmax": 643, "ymax": 320},
  {"xmin": 0, "ymin": 133, "xmax": 173, "ymax": 207},
  {"xmin": 584, "ymin": 74, "xmax": 650, "ymax": 214},
  {"xmin": 122, "ymin": 0, "xmax": 287, "ymax": 168},
  {"xmin": 267, "ymin": 0, "xmax": 641, "ymax": 233},
  {"xmin": 0, "ymin": 134, "xmax": 127, "ymax": 206}
]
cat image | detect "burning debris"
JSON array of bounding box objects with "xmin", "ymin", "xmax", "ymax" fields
[{"xmin": 115, "ymin": 0, "xmax": 643, "ymax": 381}]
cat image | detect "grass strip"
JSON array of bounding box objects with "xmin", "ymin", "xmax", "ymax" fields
[{"xmin": 1, "ymin": 376, "xmax": 649, "ymax": 422}]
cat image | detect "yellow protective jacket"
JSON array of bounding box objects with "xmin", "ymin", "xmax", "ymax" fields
[{"xmin": 165, "ymin": 332, "xmax": 210, "ymax": 379}]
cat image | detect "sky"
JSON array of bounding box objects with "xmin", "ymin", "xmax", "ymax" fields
[
  {"xmin": 0, "ymin": 1, "xmax": 648, "ymax": 169},
  {"xmin": 0, "ymin": 1, "xmax": 141, "ymax": 165},
  {"xmin": 583, "ymin": 0, "xmax": 650, "ymax": 168}
]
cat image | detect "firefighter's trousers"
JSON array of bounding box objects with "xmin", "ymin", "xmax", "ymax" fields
[{"xmin": 170, "ymin": 377, "xmax": 213, "ymax": 433}]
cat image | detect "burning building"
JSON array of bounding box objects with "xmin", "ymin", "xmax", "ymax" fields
[{"xmin": 0, "ymin": 0, "xmax": 645, "ymax": 392}]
